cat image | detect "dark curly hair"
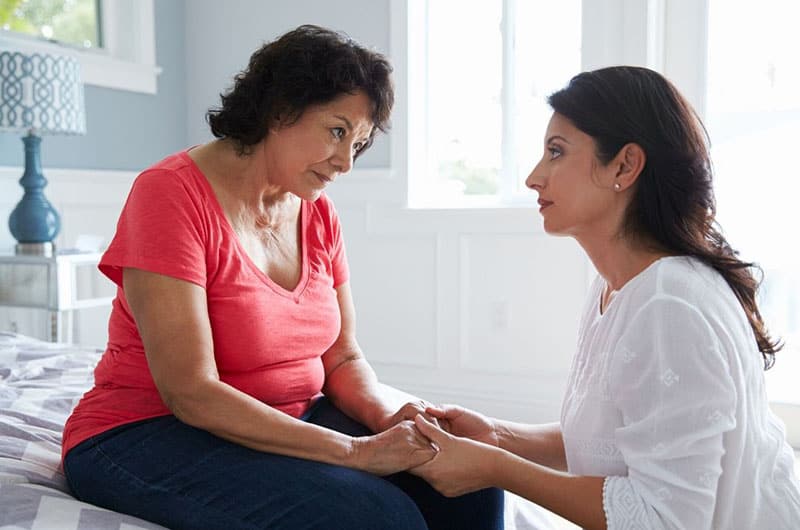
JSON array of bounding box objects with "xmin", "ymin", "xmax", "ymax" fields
[
  {"xmin": 207, "ymin": 25, "xmax": 394, "ymax": 159},
  {"xmin": 548, "ymin": 66, "xmax": 782, "ymax": 369}
]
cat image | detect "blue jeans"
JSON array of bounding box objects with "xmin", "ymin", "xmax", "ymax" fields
[{"xmin": 64, "ymin": 397, "xmax": 504, "ymax": 530}]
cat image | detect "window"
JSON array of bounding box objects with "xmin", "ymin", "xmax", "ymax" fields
[
  {"xmin": 0, "ymin": 0, "xmax": 100, "ymax": 49},
  {"xmin": 407, "ymin": 0, "xmax": 582, "ymax": 207},
  {"xmin": 0, "ymin": 0, "xmax": 158, "ymax": 94},
  {"xmin": 705, "ymin": 0, "xmax": 800, "ymax": 405}
]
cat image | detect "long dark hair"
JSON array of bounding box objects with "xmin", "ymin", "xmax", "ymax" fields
[
  {"xmin": 548, "ymin": 66, "xmax": 781, "ymax": 369},
  {"xmin": 207, "ymin": 25, "xmax": 394, "ymax": 158}
]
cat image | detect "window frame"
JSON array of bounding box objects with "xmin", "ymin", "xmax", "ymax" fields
[
  {"xmin": 1, "ymin": 0, "xmax": 160, "ymax": 94},
  {"xmin": 392, "ymin": 0, "xmax": 800, "ymax": 446},
  {"xmin": 402, "ymin": 0, "xmax": 556, "ymax": 208},
  {"xmin": 398, "ymin": 0, "xmax": 654, "ymax": 209}
]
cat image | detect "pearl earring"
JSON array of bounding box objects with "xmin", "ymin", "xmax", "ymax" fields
[{"xmin": 614, "ymin": 183, "xmax": 621, "ymax": 191}]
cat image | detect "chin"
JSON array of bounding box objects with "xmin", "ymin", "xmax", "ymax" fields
[
  {"xmin": 542, "ymin": 221, "xmax": 567, "ymax": 237},
  {"xmin": 305, "ymin": 188, "xmax": 324, "ymax": 202}
]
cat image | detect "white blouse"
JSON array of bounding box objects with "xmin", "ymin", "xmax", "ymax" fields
[{"xmin": 561, "ymin": 256, "xmax": 800, "ymax": 529}]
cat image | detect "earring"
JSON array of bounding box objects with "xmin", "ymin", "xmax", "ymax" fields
[{"xmin": 614, "ymin": 182, "xmax": 621, "ymax": 191}]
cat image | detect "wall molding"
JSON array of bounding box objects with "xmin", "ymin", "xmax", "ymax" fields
[{"xmin": 0, "ymin": 166, "xmax": 138, "ymax": 183}]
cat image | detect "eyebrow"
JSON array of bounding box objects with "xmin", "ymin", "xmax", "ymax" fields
[
  {"xmin": 334, "ymin": 114, "xmax": 354, "ymax": 131},
  {"xmin": 546, "ymin": 134, "xmax": 571, "ymax": 144}
]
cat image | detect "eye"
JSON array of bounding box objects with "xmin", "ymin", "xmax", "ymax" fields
[
  {"xmin": 548, "ymin": 145, "xmax": 562, "ymax": 160},
  {"xmin": 331, "ymin": 127, "xmax": 346, "ymax": 140},
  {"xmin": 352, "ymin": 141, "xmax": 366, "ymax": 154}
]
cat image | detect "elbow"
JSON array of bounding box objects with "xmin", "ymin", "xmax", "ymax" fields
[{"xmin": 157, "ymin": 379, "xmax": 217, "ymax": 428}]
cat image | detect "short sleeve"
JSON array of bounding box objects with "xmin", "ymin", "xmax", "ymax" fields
[
  {"xmin": 605, "ymin": 297, "xmax": 737, "ymax": 529},
  {"xmin": 99, "ymin": 169, "xmax": 208, "ymax": 288}
]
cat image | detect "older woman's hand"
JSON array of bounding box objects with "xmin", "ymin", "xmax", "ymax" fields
[
  {"xmin": 349, "ymin": 419, "xmax": 438, "ymax": 475},
  {"xmin": 410, "ymin": 415, "xmax": 500, "ymax": 497},
  {"xmin": 379, "ymin": 400, "xmax": 440, "ymax": 432}
]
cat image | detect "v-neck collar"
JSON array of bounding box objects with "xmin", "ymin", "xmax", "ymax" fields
[
  {"xmin": 180, "ymin": 150, "xmax": 311, "ymax": 301},
  {"xmin": 595, "ymin": 256, "xmax": 680, "ymax": 319}
]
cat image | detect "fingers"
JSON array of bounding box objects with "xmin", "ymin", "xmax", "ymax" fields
[
  {"xmin": 425, "ymin": 404, "xmax": 459, "ymax": 418},
  {"xmin": 399, "ymin": 401, "xmax": 441, "ymax": 427},
  {"xmin": 414, "ymin": 413, "xmax": 448, "ymax": 446}
]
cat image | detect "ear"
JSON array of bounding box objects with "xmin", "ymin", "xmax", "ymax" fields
[{"xmin": 612, "ymin": 143, "xmax": 646, "ymax": 192}]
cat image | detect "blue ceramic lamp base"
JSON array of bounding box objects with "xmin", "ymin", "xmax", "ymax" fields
[{"xmin": 9, "ymin": 133, "xmax": 61, "ymax": 256}]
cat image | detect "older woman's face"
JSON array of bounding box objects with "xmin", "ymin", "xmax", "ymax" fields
[
  {"xmin": 525, "ymin": 112, "xmax": 620, "ymax": 240},
  {"xmin": 264, "ymin": 91, "xmax": 374, "ymax": 201}
]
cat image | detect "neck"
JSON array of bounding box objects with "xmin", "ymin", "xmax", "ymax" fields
[
  {"xmin": 191, "ymin": 139, "xmax": 298, "ymax": 229},
  {"xmin": 577, "ymin": 232, "xmax": 669, "ymax": 291}
]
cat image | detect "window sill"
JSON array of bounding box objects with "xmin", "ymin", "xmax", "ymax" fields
[
  {"xmin": 365, "ymin": 202, "xmax": 545, "ymax": 235},
  {"xmin": 79, "ymin": 50, "xmax": 161, "ymax": 94}
]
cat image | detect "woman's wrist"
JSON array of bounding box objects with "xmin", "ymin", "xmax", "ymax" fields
[{"xmin": 493, "ymin": 419, "xmax": 512, "ymax": 451}]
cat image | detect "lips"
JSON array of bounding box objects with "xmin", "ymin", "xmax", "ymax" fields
[
  {"xmin": 313, "ymin": 171, "xmax": 333, "ymax": 184},
  {"xmin": 538, "ymin": 198, "xmax": 554, "ymax": 211}
]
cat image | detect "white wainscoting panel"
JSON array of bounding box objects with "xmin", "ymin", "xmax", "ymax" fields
[
  {"xmin": 459, "ymin": 233, "xmax": 587, "ymax": 376},
  {"xmin": 341, "ymin": 206, "xmax": 440, "ymax": 367}
]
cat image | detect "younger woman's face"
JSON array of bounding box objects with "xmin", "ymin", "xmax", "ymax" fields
[{"xmin": 525, "ymin": 112, "xmax": 621, "ymax": 239}]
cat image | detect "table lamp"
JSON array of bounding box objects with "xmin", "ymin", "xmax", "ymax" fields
[{"xmin": 0, "ymin": 42, "xmax": 86, "ymax": 257}]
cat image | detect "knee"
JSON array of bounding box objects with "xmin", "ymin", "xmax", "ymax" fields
[
  {"xmin": 457, "ymin": 487, "xmax": 505, "ymax": 529},
  {"xmin": 474, "ymin": 486, "xmax": 505, "ymax": 513}
]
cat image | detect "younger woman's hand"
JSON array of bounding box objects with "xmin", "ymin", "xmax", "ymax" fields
[
  {"xmin": 410, "ymin": 414, "xmax": 500, "ymax": 497},
  {"xmin": 425, "ymin": 404, "xmax": 499, "ymax": 446},
  {"xmin": 349, "ymin": 420, "xmax": 437, "ymax": 476}
]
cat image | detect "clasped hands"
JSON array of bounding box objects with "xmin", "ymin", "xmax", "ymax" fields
[{"xmin": 353, "ymin": 401, "xmax": 502, "ymax": 497}]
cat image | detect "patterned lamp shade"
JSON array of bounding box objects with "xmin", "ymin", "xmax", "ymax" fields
[
  {"xmin": 1, "ymin": 42, "xmax": 87, "ymax": 253},
  {"xmin": 0, "ymin": 47, "xmax": 86, "ymax": 135}
]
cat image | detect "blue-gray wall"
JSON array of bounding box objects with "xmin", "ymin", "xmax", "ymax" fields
[{"xmin": 0, "ymin": 0, "xmax": 186, "ymax": 171}]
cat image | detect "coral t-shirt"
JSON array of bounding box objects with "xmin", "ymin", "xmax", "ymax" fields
[{"xmin": 62, "ymin": 150, "xmax": 349, "ymax": 458}]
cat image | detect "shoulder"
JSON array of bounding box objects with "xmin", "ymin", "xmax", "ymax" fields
[
  {"xmin": 628, "ymin": 256, "xmax": 739, "ymax": 317},
  {"xmin": 132, "ymin": 151, "xmax": 204, "ymax": 195},
  {"xmin": 309, "ymin": 192, "xmax": 338, "ymax": 218},
  {"xmin": 127, "ymin": 151, "xmax": 210, "ymax": 211},
  {"xmin": 307, "ymin": 192, "xmax": 343, "ymax": 232}
]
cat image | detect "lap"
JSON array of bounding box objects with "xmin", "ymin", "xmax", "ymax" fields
[{"xmin": 65, "ymin": 400, "xmax": 502, "ymax": 530}]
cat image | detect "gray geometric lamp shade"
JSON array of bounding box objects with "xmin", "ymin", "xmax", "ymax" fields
[{"xmin": 0, "ymin": 49, "xmax": 86, "ymax": 135}]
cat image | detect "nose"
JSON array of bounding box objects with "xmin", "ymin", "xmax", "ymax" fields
[
  {"xmin": 525, "ymin": 158, "xmax": 546, "ymax": 190},
  {"xmin": 331, "ymin": 143, "xmax": 354, "ymax": 174}
]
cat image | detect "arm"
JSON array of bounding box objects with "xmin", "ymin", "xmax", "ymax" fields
[
  {"xmin": 320, "ymin": 282, "xmax": 394, "ymax": 432},
  {"xmin": 320, "ymin": 282, "xmax": 431, "ymax": 432},
  {"xmin": 495, "ymin": 420, "xmax": 567, "ymax": 471},
  {"xmin": 123, "ymin": 268, "xmax": 435, "ymax": 475},
  {"xmin": 426, "ymin": 405, "xmax": 567, "ymax": 471},
  {"xmin": 413, "ymin": 416, "xmax": 606, "ymax": 529}
]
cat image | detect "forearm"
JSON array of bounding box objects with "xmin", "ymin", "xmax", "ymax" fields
[
  {"xmin": 169, "ymin": 379, "xmax": 353, "ymax": 467},
  {"xmin": 494, "ymin": 420, "xmax": 567, "ymax": 470},
  {"xmin": 490, "ymin": 448, "xmax": 606, "ymax": 530},
  {"xmin": 322, "ymin": 356, "xmax": 395, "ymax": 432}
]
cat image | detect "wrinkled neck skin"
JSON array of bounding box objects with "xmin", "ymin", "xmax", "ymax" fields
[{"xmin": 190, "ymin": 139, "xmax": 299, "ymax": 230}]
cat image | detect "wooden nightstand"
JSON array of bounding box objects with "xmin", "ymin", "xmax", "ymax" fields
[{"xmin": 0, "ymin": 252, "xmax": 114, "ymax": 343}]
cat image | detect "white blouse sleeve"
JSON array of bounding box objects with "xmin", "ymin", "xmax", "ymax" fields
[{"xmin": 604, "ymin": 296, "xmax": 737, "ymax": 529}]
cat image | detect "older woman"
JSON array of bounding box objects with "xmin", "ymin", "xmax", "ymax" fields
[
  {"xmin": 62, "ymin": 25, "xmax": 503, "ymax": 530},
  {"xmin": 410, "ymin": 66, "xmax": 800, "ymax": 529}
]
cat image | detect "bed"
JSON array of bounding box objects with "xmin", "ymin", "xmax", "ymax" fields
[{"xmin": 0, "ymin": 331, "xmax": 559, "ymax": 530}]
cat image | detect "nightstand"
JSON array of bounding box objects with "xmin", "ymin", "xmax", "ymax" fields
[{"xmin": 0, "ymin": 252, "xmax": 114, "ymax": 343}]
